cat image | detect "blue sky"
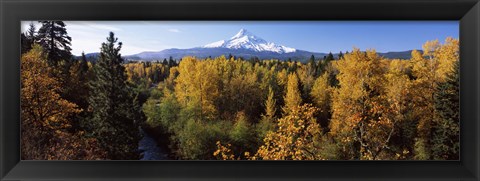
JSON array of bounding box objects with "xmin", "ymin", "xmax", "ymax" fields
[{"xmin": 21, "ymin": 21, "xmax": 459, "ymax": 56}]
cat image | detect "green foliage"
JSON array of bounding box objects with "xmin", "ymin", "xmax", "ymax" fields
[
  {"xmin": 175, "ymin": 119, "xmax": 229, "ymax": 159},
  {"xmin": 22, "ymin": 26, "xmax": 460, "ymax": 160},
  {"xmin": 86, "ymin": 32, "xmax": 141, "ymax": 160},
  {"xmin": 230, "ymin": 112, "xmax": 252, "ymax": 145},
  {"xmin": 432, "ymin": 60, "xmax": 460, "ymax": 160},
  {"xmin": 325, "ymin": 52, "xmax": 334, "ymax": 61}
]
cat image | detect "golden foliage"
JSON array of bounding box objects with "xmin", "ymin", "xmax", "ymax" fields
[
  {"xmin": 283, "ymin": 73, "xmax": 302, "ymax": 113},
  {"xmin": 255, "ymin": 104, "xmax": 324, "ymax": 160},
  {"xmin": 175, "ymin": 57, "xmax": 220, "ymax": 120},
  {"xmin": 21, "ymin": 45, "xmax": 105, "ymax": 160}
]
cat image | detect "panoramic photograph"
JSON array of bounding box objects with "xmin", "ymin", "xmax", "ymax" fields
[{"xmin": 20, "ymin": 21, "xmax": 459, "ymax": 160}]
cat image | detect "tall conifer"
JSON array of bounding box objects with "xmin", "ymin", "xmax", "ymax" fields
[
  {"xmin": 87, "ymin": 32, "xmax": 141, "ymax": 159},
  {"xmin": 37, "ymin": 21, "xmax": 72, "ymax": 65}
]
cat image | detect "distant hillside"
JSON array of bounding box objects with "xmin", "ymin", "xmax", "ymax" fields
[{"xmin": 76, "ymin": 29, "xmax": 421, "ymax": 62}]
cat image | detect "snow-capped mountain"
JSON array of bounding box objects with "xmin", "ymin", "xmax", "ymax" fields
[
  {"xmin": 116, "ymin": 29, "xmax": 415, "ymax": 62},
  {"xmin": 203, "ymin": 29, "xmax": 296, "ymax": 53}
]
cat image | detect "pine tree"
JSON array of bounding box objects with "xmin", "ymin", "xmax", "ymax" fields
[
  {"xmin": 308, "ymin": 54, "xmax": 317, "ymax": 76},
  {"xmin": 67, "ymin": 52, "xmax": 91, "ymax": 114},
  {"xmin": 162, "ymin": 58, "xmax": 168, "ymax": 65},
  {"xmin": 37, "ymin": 21, "xmax": 72, "ymax": 65},
  {"xmin": 325, "ymin": 52, "xmax": 334, "ymax": 61},
  {"xmin": 80, "ymin": 52, "xmax": 90, "ymax": 74},
  {"xmin": 309, "ymin": 55, "xmax": 315, "ymax": 64},
  {"xmin": 432, "ymin": 60, "xmax": 459, "ymax": 160},
  {"xmin": 21, "ymin": 33, "xmax": 30, "ymax": 54},
  {"xmin": 27, "ymin": 22, "xmax": 36, "ymax": 40},
  {"xmin": 168, "ymin": 56, "xmax": 176, "ymax": 67},
  {"xmin": 87, "ymin": 32, "xmax": 141, "ymax": 159},
  {"xmin": 21, "ymin": 22, "xmax": 37, "ymax": 54},
  {"xmin": 338, "ymin": 51, "xmax": 344, "ymax": 60}
]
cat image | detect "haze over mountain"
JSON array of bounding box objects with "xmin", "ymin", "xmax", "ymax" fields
[{"xmin": 83, "ymin": 29, "xmax": 418, "ymax": 62}]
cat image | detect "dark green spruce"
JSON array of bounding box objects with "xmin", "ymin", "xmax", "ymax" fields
[
  {"xmin": 37, "ymin": 21, "xmax": 72, "ymax": 65},
  {"xmin": 87, "ymin": 32, "xmax": 142, "ymax": 160},
  {"xmin": 432, "ymin": 60, "xmax": 460, "ymax": 160},
  {"xmin": 21, "ymin": 22, "xmax": 37, "ymax": 54}
]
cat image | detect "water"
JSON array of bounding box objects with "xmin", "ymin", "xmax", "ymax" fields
[{"xmin": 138, "ymin": 128, "xmax": 169, "ymax": 160}]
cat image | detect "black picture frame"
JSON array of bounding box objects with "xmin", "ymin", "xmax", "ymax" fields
[{"xmin": 1, "ymin": 0, "xmax": 479, "ymax": 180}]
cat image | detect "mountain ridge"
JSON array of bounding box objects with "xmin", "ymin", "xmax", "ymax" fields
[{"xmin": 79, "ymin": 29, "xmax": 420, "ymax": 62}]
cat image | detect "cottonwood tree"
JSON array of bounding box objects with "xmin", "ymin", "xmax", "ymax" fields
[
  {"xmin": 255, "ymin": 104, "xmax": 324, "ymax": 160},
  {"xmin": 330, "ymin": 49, "xmax": 397, "ymax": 160}
]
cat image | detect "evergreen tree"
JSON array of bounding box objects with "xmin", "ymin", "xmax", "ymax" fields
[
  {"xmin": 37, "ymin": 21, "xmax": 79, "ymax": 113},
  {"xmin": 37, "ymin": 21, "xmax": 72, "ymax": 65},
  {"xmin": 308, "ymin": 55, "xmax": 317, "ymax": 75},
  {"xmin": 27, "ymin": 22, "xmax": 36, "ymax": 40},
  {"xmin": 21, "ymin": 33, "xmax": 30, "ymax": 54},
  {"xmin": 338, "ymin": 51, "xmax": 344, "ymax": 60},
  {"xmin": 325, "ymin": 52, "xmax": 334, "ymax": 61},
  {"xmin": 432, "ymin": 60, "xmax": 459, "ymax": 160},
  {"xmin": 87, "ymin": 32, "xmax": 141, "ymax": 159},
  {"xmin": 62, "ymin": 51, "xmax": 92, "ymax": 131},
  {"xmin": 21, "ymin": 22, "xmax": 37, "ymax": 54},
  {"xmin": 168, "ymin": 56, "xmax": 176, "ymax": 67},
  {"xmin": 80, "ymin": 52, "xmax": 89, "ymax": 72},
  {"xmin": 67, "ymin": 52, "xmax": 91, "ymax": 110}
]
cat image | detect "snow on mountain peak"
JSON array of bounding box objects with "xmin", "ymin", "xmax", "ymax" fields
[
  {"xmin": 203, "ymin": 40, "xmax": 225, "ymax": 48},
  {"xmin": 203, "ymin": 29, "xmax": 296, "ymax": 53},
  {"xmin": 230, "ymin": 28, "xmax": 255, "ymax": 40}
]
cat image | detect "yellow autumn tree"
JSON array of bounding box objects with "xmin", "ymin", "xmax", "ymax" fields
[
  {"xmin": 255, "ymin": 104, "xmax": 324, "ymax": 160},
  {"xmin": 411, "ymin": 37, "xmax": 459, "ymax": 159},
  {"xmin": 330, "ymin": 48, "xmax": 397, "ymax": 160},
  {"xmin": 174, "ymin": 57, "xmax": 220, "ymax": 120},
  {"xmin": 383, "ymin": 59, "xmax": 415, "ymax": 159},
  {"xmin": 256, "ymin": 86, "xmax": 277, "ymax": 141},
  {"xmin": 283, "ymin": 73, "xmax": 302, "ymax": 113},
  {"xmin": 311, "ymin": 72, "xmax": 333, "ymax": 128},
  {"xmin": 21, "ymin": 45, "xmax": 82, "ymax": 159}
]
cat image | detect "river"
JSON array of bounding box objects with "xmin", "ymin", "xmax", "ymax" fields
[{"xmin": 138, "ymin": 128, "xmax": 169, "ymax": 160}]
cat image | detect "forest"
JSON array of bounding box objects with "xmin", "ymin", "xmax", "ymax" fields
[{"xmin": 21, "ymin": 21, "xmax": 459, "ymax": 160}]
